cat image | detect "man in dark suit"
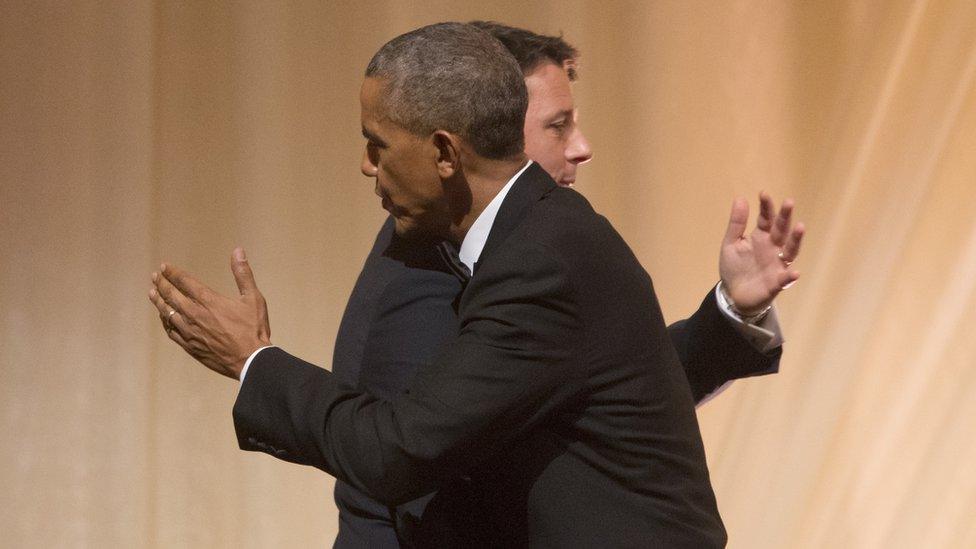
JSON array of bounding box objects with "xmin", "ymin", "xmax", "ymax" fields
[
  {"xmin": 150, "ymin": 22, "xmax": 803, "ymax": 547},
  {"xmin": 329, "ymin": 22, "xmax": 802, "ymax": 548}
]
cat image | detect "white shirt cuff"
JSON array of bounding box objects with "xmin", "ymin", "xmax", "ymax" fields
[
  {"xmin": 240, "ymin": 345, "xmax": 275, "ymax": 385},
  {"xmin": 713, "ymin": 284, "xmax": 784, "ymax": 353}
]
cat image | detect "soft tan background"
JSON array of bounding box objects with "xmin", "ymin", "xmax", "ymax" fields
[{"xmin": 2, "ymin": 1, "xmax": 974, "ymax": 547}]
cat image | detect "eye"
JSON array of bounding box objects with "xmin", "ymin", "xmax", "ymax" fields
[{"xmin": 548, "ymin": 119, "xmax": 569, "ymax": 135}]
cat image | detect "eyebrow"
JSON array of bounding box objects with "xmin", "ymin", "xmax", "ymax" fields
[
  {"xmin": 362, "ymin": 127, "xmax": 387, "ymax": 147},
  {"xmin": 546, "ymin": 109, "xmax": 575, "ymax": 123}
]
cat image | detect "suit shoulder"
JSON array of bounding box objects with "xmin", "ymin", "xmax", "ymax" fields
[{"xmin": 524, "ymin": 187, "xmax": 626, "ymax": 255}]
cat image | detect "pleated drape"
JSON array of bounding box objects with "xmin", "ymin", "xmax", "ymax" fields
[{"xmin": 2, "ymin": 1, "xmax": 974, "ymax": 547}]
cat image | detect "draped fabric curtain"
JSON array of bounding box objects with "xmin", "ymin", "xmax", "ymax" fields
[{"xmin": 2, "ymin": 1, "xmax": 973, "ymax": 547}]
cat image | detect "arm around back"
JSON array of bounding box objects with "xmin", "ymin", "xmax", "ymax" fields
[{"xmin": 233, "ymin": 241, "xmax": 582, "ymax": 505}]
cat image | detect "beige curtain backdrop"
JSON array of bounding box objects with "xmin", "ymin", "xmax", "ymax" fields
[{"xmin": 2, "ymin": 1, "xmax": 974, "ymax": 547}]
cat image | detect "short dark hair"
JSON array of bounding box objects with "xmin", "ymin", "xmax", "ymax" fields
[
  {"xmin": 365, "ymin": 22, "xmax": 527, "ymax": 159},
  {"xmin": 469, "ymin": 21, "xmax": 580, "ymax": 81}
]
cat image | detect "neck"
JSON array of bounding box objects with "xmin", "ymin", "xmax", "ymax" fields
[{"xmin": 446, "ymin": 153, "xmax": 528, "ymax": 244}]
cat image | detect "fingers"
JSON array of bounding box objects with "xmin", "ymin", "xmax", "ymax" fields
[
  {"xmin": 152, "ymin": 269, "xmax": 197, "ymax": 318},
  {"xmin": 769, "ymin": 198, "xmax": 794, "ymax": 245},
  {"xmin": 149, "ymin": 286, "xmax": 170, "ymax": 318},
  {"xmin": 778, "ymin": 269, "xmax": 800, "ymax": 290},
  {"xmin": 160, "ymin": 263, "xmax": 212, "ymax": 304},
  {"xmin": 149, "ymin": 287, "xmax": 189, "ymax": 334},
  {"xmin": 165, "ymin": 318, "xmax": 191, "ymax": 348},
  {"xmin": 723, "ymin": 197, "xmax": 749, "ymax": 244},
  {"xmin": 780, "ymin": 222, "xmax": 805, "ymax": 263},
  {"xmin": 756, "ymin": 191, "xmax": 774, "ymax": 231},
  {"xmin": 231, "ymin": 247, "xmax": 259, "ymax": 297}
]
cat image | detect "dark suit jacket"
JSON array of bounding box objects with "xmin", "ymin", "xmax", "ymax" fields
[
  {"xmin": 235, "ymin": 164, "xmax": 772, "ymax": 547},
  {"xmin": 329, "ymin": 219, "xmax": 461, "ymax": 547},
  {"xmin": 330, "ymin": 214, "xmax": 779, "ymax": 547}
]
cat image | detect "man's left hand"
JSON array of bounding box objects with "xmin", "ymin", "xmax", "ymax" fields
[
  {"xmin": 719, "ymin": 192, "xmax": 805, "ymax": 316},
  {"xmin": 148, "ymin": 247, "xmax": 271, "ymax": 380}
]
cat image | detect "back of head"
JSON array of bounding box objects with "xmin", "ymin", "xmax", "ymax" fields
[
  {"xmin": 468, "ymin": 21, "xmax": 580, "ymax": 81},
  {"xmin": 365, "ymin": 22, "xmax": 527, "ymax": 160}
]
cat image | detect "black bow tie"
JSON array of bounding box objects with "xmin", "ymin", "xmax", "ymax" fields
[{"xmin": 436, "ymin": 241, "xmax": 472, "ymax": 284}]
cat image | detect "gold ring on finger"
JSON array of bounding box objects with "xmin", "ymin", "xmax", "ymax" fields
[{"xmin": 778, "ymin": 251, "xmax": 793, "ymax": 267}]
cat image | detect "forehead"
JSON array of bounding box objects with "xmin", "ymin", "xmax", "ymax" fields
[
  {"xmin": 360, "ymin": 77, "xmax": 387, "ymax": 121},
  {"xmin": 524, "ymin": 62, "xmax": 575, "ymax": 116}
]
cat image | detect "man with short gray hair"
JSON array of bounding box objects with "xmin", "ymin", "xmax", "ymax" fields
[
  {"xmin": 151, "ymin": 21, "xmax": 802, "ymax": 547},
  {"xmin": 365, "ymin": 23, "xmax": 527, "ymax": 162},
  {"xmin": 333, "ymin": 21, "xmax": 800, "ymax": 547}
]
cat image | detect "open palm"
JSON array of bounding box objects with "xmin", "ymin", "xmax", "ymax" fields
[{"xmin": 719, "ymin": 192, "xmax": 804, "ymax": 316}]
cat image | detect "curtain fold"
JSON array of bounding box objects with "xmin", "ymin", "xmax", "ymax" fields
[{"xmin": 2, "ymin": 1, "xmax": 973, "ymax": 546}]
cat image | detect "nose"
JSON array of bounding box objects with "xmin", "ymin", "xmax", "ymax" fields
[
  {"xmin": 361, "ymin": 147, "xmax": 378, "ymax": 177},
  {"xmin": 566, "ymin": 126, "xmax": 592, "ymax": 165}
]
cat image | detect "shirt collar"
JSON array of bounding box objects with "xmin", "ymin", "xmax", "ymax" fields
[{"xmin": 458, "ymin": 160, "xmax": 533, "ymax": 273}]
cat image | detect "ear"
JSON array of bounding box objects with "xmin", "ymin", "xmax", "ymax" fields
[{"xmin": 432, "ymin": 130, "xmax": 461, "ymax": 179}]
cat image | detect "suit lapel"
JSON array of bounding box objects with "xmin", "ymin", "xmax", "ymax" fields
[{"xmin": 475, "ymin": 162, "xmax": 557, "ymax": 274}]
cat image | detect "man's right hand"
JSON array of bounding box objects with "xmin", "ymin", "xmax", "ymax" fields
[{"xmin": 148, "ymin": 247, "xmax": 271, "ymax": 380}]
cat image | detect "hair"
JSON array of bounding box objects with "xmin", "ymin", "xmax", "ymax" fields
[
  {"xmin": 365, "ymin": 22, "xmax": 527, "ymax": 159},
  {"xmin": 469, "ymin": 20, "xmax": 580, "ymax": 81}
]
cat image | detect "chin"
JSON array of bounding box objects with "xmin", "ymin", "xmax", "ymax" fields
[
  {"xmin": 392, "ymin": 217, "xmax": 416, "ymax": 237},
  {"xmin": 393, "ymin": 216, "xmax": 450, "ymax": 243},
  {"xmin": 392, "ymin": 217, "xmax": 432, "ymax": 240},
  {"xmin": 545, "ymin": 168, "xmax": 575, "ymax": 188}
]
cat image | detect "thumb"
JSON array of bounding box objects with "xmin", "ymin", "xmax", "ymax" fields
[
  {"xmin": 724, "ymin": 197, "xmax": 749, "ymax": 244},
  {"xmin": 231, "ymin": 247, "xmax": 259, "ymax": 296}
]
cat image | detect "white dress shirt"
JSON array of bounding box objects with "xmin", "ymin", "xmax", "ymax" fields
[{"xmin": 458, "ymin": 160, "xmax": 533, "ymax": 273}]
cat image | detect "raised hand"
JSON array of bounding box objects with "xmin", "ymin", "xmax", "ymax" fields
[
  {"xmin": 148, "ymin": 247, "xmax": 271, "ymax": 380},
  {"xmin": 719, "ymin": 191, "xmax": 805, "ymax": 316}
]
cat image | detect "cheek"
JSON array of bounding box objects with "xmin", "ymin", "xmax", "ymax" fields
[
  {"xmin": 526, "ymin": 139, "xmax": 567, "ymax": 180},
  {"xmin": 376, "ymin": 156, "xmax": 403, "ymax": 187},
  {"xmin": 537, "ymin": 156, "xmax": 564, "ymax": 181},
  {"xmin": 378, "ymin": 159, "xmax": 432, "ymax": 210}
]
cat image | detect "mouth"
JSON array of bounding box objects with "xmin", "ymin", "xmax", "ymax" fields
[{"xmin": 374, "ymin": 182, "xmax": 392, "ymax": 212}]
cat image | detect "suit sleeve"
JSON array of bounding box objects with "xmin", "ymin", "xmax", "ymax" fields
[
  {"xmin": 233, "ymin": 243, "xmax": 581, "ymax": 505},
  {"xmin": 667, "ymin": 289, "xmax": 781, "ymax": 403}
]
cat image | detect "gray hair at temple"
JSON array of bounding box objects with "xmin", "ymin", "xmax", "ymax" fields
[{"xmin": 365, "ymin": 22, "xmax": 527, "ymax": 160}]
